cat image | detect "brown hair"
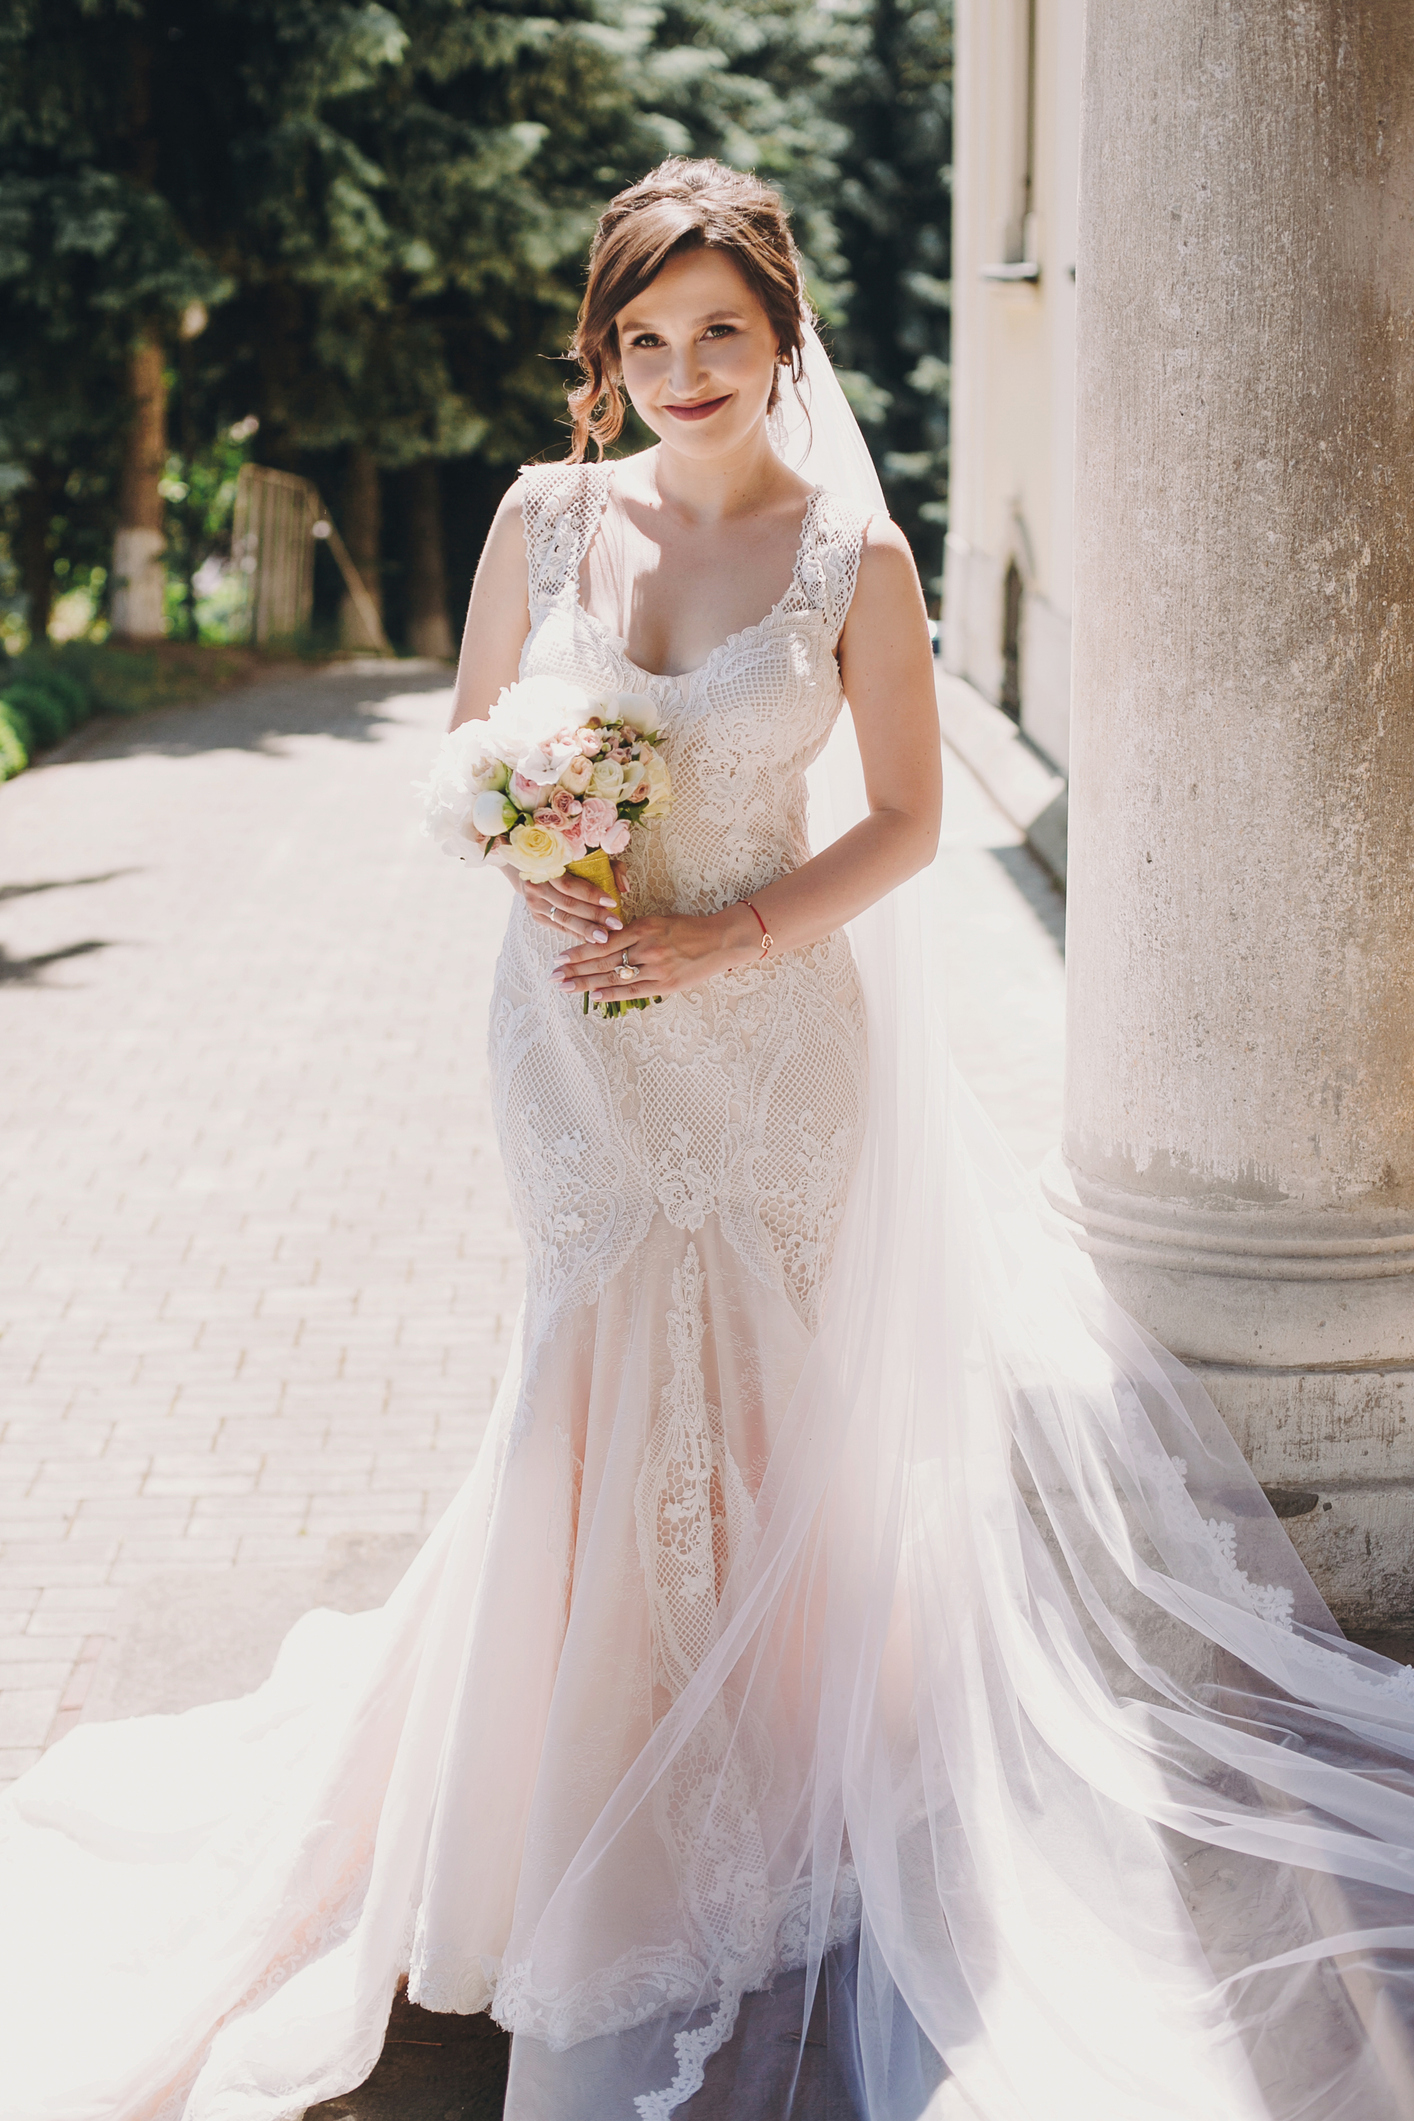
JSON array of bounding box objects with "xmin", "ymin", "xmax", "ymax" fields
[{"xmin": 567, "ymin": 159, "xmax": 807, "ymax": 461}]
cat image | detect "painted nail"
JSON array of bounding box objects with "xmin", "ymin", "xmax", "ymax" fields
[
  {"xmin": 599, "ymin": 897, "xmax": 616, "ymax": 908},
  {"xmin": 605, "ymin": 917, "xmax": 623, "ymax": 931}
]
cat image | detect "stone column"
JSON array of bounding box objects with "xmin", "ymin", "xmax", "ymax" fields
[{"xmin": 1051, "ymin": 0, "xmax": 1414, "ymax": 1624}]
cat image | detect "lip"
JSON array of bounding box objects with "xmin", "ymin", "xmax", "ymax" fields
[{"xmin": 662, "ymin": 394, "xmax": 732, "ymax": 422}]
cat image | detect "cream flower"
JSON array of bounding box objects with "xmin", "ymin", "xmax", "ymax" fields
[
  {"xmin": 588, "ymin": 757, "xmax": 625, "ymax": 801},
  {"xmin": 636, "ymin": 744, "xmax": 672, "ymax": 820},
  {"xmin": 559, "ymin": 754, "xmax": 594, "ymax": 795},
  {"xmin": 505, "ymin": 819, "xmax": 573, "ymax": 883},
  {"xmin": 614, "ymin": 692, "xmax": 659, "ymax": 736}
]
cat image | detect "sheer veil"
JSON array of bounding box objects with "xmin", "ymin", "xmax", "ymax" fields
[{"xmin": 6, "ymin": 314, "xmax": 1414, "ymax": 2121}]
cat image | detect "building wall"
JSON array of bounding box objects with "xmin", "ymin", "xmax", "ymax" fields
[{"xmin": 942, "ymin": 0, "xmax": 1083, "ymax": 775}]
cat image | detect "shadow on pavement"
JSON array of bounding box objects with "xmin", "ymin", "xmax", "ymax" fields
[
  {"xmin": 0, "ymin": 869, "xmax": 142, "ymax": 904},
  {"xmin": 0, "ymin": 936, "xmax": 112, "ymax": 984},
  {"xmin": 984, "ymin": 842, "xmax": 1066, "ymax": 955},
  {"xmin": 58, "ymin": 663, "xmax": 454, "ymax": 765},
  {"xmin": 308, "ymin": 1990, "xmax": 510, "ymax": 2120}
]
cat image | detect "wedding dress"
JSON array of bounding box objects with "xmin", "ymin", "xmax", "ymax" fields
[{"xmin": 6, "ymin": 324, "xmax": 1414, "ymax": 2121}]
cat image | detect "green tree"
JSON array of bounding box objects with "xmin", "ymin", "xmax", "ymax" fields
[{"xmin": 825, "ymin": 0, "xmax": 951, "ymax": 592}]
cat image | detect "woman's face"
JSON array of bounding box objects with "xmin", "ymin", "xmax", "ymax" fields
[{"xmin": 614, "ymin": 247, "xmax": 782, "ymax": 459}]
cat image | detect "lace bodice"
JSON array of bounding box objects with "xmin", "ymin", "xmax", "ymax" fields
[
  {"xmin": 489, "ymin": 459, "xmax": 871, "ymax": 1429},
  {"xmin": 518, "ymin": 460, "xmax": 867, "ymax": 914}
]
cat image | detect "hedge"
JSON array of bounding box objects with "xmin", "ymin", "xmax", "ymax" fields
[{"xmin": 0, "ymin": 656, "xmax": 100, "ymax": 780}]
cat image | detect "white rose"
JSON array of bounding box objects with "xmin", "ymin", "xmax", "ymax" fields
[
  {"xmin": 637, "ymin": 744, "xmax": 672, "ymax": 819},
  {"xmin": 588, "ymin": 757, "xmax": 624, "ymax": 801},
  {"xmin": 504, "ymin": 819, "xmax": 573, "ymax": 883},
  {"xmin": 559, "ymin": 754, "xmax": 594, "ymax": 795},
  {"xmin": 472, "ymin": 789, "xmax": 519, "ymax": 837}
]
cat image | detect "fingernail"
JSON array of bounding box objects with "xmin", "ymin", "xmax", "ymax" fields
[
  {"xmin": 599, "ymin": 897, "xmax": 616, "ymax": 908},
  {"xmin": 606, "ymin": 917, "xmax": 623, "ymax": 931},
  {"xmin": 591, "ymin": 928, "xmax": 608, "ymax": 944}
]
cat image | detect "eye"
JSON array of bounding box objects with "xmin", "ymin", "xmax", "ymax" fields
[
  {"xmin": 625, "ymin": 332, "xmax": 664, "ymax": 349},
  {"xmin": 702, "ymin": 324, "xmax": 738, "ymax": 339}
]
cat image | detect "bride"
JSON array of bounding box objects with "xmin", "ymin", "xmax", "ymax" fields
[{"xmin": 6, "ymin": 158, "xmax": 1414, "ymax": 2121}]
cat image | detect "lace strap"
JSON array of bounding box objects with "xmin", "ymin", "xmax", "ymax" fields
[
  {"xmin": 790, "ymin": 488, "xmax": 871, "ymax": 649},
  {"xmin": 518, "ymin": 460, "xmax": 609, "ymax": 613}
]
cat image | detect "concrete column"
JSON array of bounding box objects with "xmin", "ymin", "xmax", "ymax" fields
[{"xmin": 1051, "ymin": 0, "xmax": 1414, "ymax": 1623}]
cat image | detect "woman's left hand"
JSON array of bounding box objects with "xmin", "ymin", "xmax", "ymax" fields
[{"xmin": 551, "ymin": 906, "xmax": 755, "ymax": 1005}]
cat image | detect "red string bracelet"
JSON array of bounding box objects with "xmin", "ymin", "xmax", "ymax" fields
[{"xmin": 741, "ymin": 901, "xmax": 774, "ymax": 960}]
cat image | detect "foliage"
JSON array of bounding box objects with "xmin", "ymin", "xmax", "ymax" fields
[
  {"xmin": 0, "ymin": 0, "xmax": 952, "ymax": 644},
  {"xmin": 824, "ymin": 0, "xmax": 951, "ymax": 584}
]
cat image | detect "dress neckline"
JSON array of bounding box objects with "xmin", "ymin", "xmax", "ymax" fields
[{"xmin": 572, "ymin": 465, "xmax": 823, "ymax": 685}]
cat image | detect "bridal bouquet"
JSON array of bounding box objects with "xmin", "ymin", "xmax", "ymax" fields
[{"xmin": 420, "ymin": 674, "xmax": 672, "ymax": 1016}]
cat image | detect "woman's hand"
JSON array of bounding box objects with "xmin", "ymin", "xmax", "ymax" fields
[
  {"xmin": 514, "ymin": 866, "xmax": 627, "ymax": 948},
  {"xmin": 551, "ymin": 904, "xmax": 762, "ymax": 1005}
]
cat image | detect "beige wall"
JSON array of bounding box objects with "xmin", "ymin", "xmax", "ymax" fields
[{"xmin": 943, "ymin": 0, "xmax": 1082, "ymax": 773}]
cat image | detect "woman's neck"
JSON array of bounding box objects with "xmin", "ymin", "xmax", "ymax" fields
[{"xmin": 642, "ymin": 424, "xmax": 801, "ymax": 526}]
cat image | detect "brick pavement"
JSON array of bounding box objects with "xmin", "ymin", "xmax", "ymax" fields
[{"xmin": 0, "ymin": 662, "xmax": 1063, "ymax": 1785}]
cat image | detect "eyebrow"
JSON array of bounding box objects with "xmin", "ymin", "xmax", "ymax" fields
[{"xmin": 620, "ymin": 306, "xmax": 748, "ymax": 331}]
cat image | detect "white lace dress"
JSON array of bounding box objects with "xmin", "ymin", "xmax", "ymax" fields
[
  {"xmin": 406, "ymin": 461, "xmax": 873, "ymax": 2036},
  {"xmin": 8, "ymin": 458, "xmax": 1414, "ymax": 2121}
]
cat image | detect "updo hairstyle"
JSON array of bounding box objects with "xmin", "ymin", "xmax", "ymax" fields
[{"xmin": 567, "ymin": 159, "xmax": 807, "ymax": 461}]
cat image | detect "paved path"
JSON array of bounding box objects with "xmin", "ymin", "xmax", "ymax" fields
[{"xmin": 0, "ymin": 662, "xmax": 1063, "ymax": 1785}]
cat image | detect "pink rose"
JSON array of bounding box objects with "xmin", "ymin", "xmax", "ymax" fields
[
  {"xmin": 510, "ymin": 769, "xmax": 543, "ymax": 809},
  {"xmin": 578, "ymin": 795, "xmax": 618, "ymax": 848},
  {"xmin": 577, "ymin": 727, "xmax": 604, "ymax": 757},
  {"xmin": 535, "ymin": 799, "xmax": 584, "ymax": 860},
  {"xmin": 599, "ymin": 816, "xmax": 631, "ymax": 857}
]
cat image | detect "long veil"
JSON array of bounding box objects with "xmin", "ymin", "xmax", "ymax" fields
[{"xmin": 6, "ymin": 317, "xmax": 1414, "ymax": 2121}]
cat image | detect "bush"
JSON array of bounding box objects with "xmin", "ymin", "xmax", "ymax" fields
[
  {"xmin": 16, "ymin": 660, "xmax": 89, "ymax": 724},
  {"xmin": 0, "ymin": 706, "xmax": 28, "ymax": 780},
  {"xmin": 0, "ymin": 678, "xmax": 76, "ymax": 749}
]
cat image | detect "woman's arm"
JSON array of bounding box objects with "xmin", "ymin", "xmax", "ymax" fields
[
  {"xmin": 450, "ymin": 482, "xmax": 629, "ymax": 950},
  {"xmin": 448, "ymin": 487, "xmax": 531, "ymax": 731},
  {"xmin": 553, "ymin": 516, "xmax": 942, "ymax": 1004}
]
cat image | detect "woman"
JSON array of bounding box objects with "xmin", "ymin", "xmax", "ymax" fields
[{"xmin": 6, "ymin": 159, "xmax": 1414, "ymax": 2121}]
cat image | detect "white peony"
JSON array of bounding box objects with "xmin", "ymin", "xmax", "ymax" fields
[
  {"xmin": 419, "ymin": 723, "xmax": 498, "ymax": 850},
  {"xmin": 487, "ymin": 676, "xmax": 595, "ymax": 761}
]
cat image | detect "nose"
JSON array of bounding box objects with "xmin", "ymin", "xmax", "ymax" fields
[{"xmin": 667, "ymin": 339, "xmax": 705, "ymax": 400}]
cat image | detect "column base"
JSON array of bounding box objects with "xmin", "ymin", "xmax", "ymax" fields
[{"xmin": 1042, "ymin": 1153, "xmax": 1414, "ymax": 1623}]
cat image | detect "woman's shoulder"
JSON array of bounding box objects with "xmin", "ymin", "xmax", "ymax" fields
[{"xmin": 515, "ymin": 456, "xmax": 610, "ymax": 503}]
